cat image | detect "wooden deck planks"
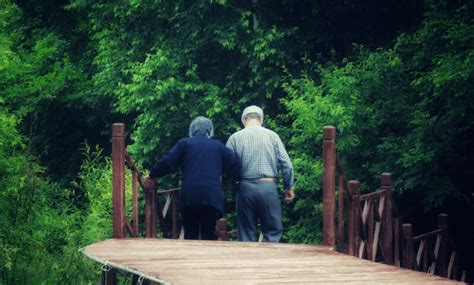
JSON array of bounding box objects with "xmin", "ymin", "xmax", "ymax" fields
[{"xmin": 81, "ymin": 239, "xmax": 462, "ymax": 284}]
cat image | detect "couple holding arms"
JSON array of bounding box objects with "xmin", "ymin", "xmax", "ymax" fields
[{"xmin": 143, "ymin": 105, "xmax": 295, "ymax": 242}]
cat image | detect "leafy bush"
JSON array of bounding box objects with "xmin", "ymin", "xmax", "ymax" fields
[
  {"xmin": 0, "ymin": 109, "xmax": 131, "ymax": 284},
  {"xmin": 0, "ymin": 109, "xmax": 84, "ymax": 284},
  {"xmin": 282, "ymin": 1, "xmax": 474, "ymax": 242}
]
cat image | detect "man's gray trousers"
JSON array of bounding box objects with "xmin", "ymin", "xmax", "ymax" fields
[{"xmin": 236, "ymin": 180, "xmax": 283, "ymax": 242}]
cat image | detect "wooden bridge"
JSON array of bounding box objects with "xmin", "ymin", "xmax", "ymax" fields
[{"xmin": 81, "ymin": 124, "xmax": 469, "ymax": 284}]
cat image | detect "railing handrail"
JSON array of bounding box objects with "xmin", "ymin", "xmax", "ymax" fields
[
  {"xmin": 125, "ymin": 149, "xmax": 182, "ymax": 195},
  {"xmin": 112, "ymin": 123, "xmax": 181, "ymax": 240},
  {"xmin": 412, "ymin": 228, "xmax": 445, "ymax": 242},
  {"xmin": 124, "ymin": 150, "xmax": 147, "ymax": 189},
  {"xmin": 156, "ymin": 188, "xmax": 181, "ymax": 195},
  {"xmin": 359, "ymin": 189, "xmax": 385, "ymax": 200}
]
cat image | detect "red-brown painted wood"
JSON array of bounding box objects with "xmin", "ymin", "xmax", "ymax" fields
[
  {"xmin": 423, "ymin": 237, "xmax": 431, "ymax": 272},
  {"xmin": 416, "ymin": 239, "xmax": 425, "ymax": 269},
  {"xmin": 367, "ymin": 199, "xmax": 374, "ymax": 260},
  {"xmin": 438, "ymin": 214, "xmax": 448, "ymax": 277},
  {"xmin": 412, "ymin": 228, "xmax": 444, "ymax": 241},
  {"xmin": 124, "ymin": 151, "xmax": 148, "ymax": 192},
  {"xmin": 322, "ymin": 126, "xmax": 336, "ymax": 246},
  {"xmin": 381, "ymin": 173, "xmax": 393, "ymax": 265},
  {"xmin": 108, "ymin": 123, "xmax": 123, "ymax": 285},
  {"xmin": 145, "ymin": 189, "xmax": 156, "ymax": 238},
  {"xmin": 360, "ymin": 189, "xmax": 386, "ymax": 201},
  {"xmin": 172, "ymin": 193, "xmax": 178, "ymax": 239},
  {"xmin": 152, "ymin": 193, "xmax": 158, "ymax": 237},
  {"xmin": 217, "ymin": 218, "xmax": 229, "ymax": 241},
  {"xmin": 348, "ymin": 180, "xmax": 360, "ymax": 257},
  {"xmin": 125, "ymin": 220, "xmax": 136, "ymax": 237},
  {"xmin": 348, "ymin": 183, "xmax": 354, "ymax": 256},
  {"xmin": 394, "ymin": 218, "xmax": 400, "ymax": 266},
  {"xmin": 447, "ymin": 251, "xmax": 456, "ymax": 279},
  {"xmin": 112, "ymin": 123, "xmax": 125, "ymax": 239},
  {"xmin": 393, "ymin": 217, "xmax": 400, "ymax": 267},
  {"xmin": 402, "ymin": 223, "xmax": 414, "ymax": 269},
  {"xmin": 337, "ymin": 174, "xmax": 345, "ymax": 249},
  {"xmin": 132, "ymin": 171, "xmax": 139, "ymax": 237},
  {"xmin": 374, "ymin": 195, "xmax": 385, "ymax": 261}
]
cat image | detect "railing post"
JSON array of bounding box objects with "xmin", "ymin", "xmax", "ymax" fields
[
  {"xmin": 112, "ymin": 123, "xmax": 126, "ymax": 239},
  {"xmin": 172, "ymin": 193, "xmax": 178, "ymax": 239},
  {"xmin": 438, "ymin": 213, "xmax": 448, "ymax": 277},
  {"xmin": 337, "ymin": 175, "xmax": 345, "ymax": 250},
  {"xmin": 152, "ymin": 195, "xmax": 157, "ymax": 237},
  {"xmin": 402, "ymin": 223, "xmax": 414, "ymax": 269},
  {"xmin": 348, "ymin": 180, "xmax": 360, "ymax": 257},
  {"xmin": 394, "ymin": 218, "xmax": 400, "ymax": 267},
  {"xmin": 367, "ymin": 199, "xmax": 374, "ymax": 260},
  {"xmin": 132, "ymin": 172, "xmax": 139, "ymax": 237},
  {"xmin": 145, "ymin": 190, "xmax": 156, "ymax": 238},
  {"xmin": 217, "ymin": 218, "xmax": 229, "ymax": 241},
  {"xmin": 381, "ymin": 173, "xmax": 393, "ymax": 265},
  {"xmin": 322, "ymin": 126, "xmax": 336, "ymax": 246}
]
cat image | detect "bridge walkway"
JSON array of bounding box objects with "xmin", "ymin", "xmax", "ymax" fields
[{"xmin": 82, "ymin": 239, "xmax": 461, "ymax": 284}]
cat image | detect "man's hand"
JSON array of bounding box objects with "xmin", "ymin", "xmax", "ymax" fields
[
  {"xmin": 143, "ymin": 177, "xmax": 155, "ymax": 192},
  {"xmin": 284, "ymin": 188, "xmax": 295, "ymax": 204}
]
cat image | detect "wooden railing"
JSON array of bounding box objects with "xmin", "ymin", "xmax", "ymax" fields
[
  {"xmin": 216, "ymin": 219, "xmax": 239, "ymax": 241},
  {"xmin": 403, "ymin": 214, "xmax": 467, "ymax": 280},
  {"xmin": 322, "ymin": 125, "xmax": 468, "ymax": 282},
  {"xmin": 112, "ymin": 123, "xmax": 235, "ymax": 241},
  {"xmin": 109, "ymin": 123, "xmax": 468, "ymax": 282},
  {"xmin": 112, "ymin": 123, "xmax": 180, "ymax": 239}
]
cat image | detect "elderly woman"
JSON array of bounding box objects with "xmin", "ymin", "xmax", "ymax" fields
[{"xmin": 144, "ymin": 116, "xmax": 240, "ymax": 240}]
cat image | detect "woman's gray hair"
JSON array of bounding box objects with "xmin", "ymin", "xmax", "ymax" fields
[{"xmin": 188, "ymin": 116, "xmax": 214, "ymax": 138}]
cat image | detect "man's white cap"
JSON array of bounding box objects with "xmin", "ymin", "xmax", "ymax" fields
[{"xmin": 241, "ymin": 105, "xmax": 264, "ymax": 123}]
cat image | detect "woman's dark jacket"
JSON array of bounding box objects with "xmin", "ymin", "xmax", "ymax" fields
[{"xmin": 149, "ymin": 133, "xmax": 240, "ymax": 212}]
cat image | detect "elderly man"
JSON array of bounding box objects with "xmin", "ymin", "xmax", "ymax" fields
[
  {"xmin": 144, "ymin": 116, "xmax": 240, "ymax": 240},
  {"xmin": 226, "ymin": 105, "xmax": 295, "ymax": 242}
]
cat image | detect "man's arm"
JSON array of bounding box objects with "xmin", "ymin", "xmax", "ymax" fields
[
  {"xmin": 222, "ymin": 144, "xmax": 241, "ymax": 178},
  {"xmin": 225, "ymin": 134, "xmax": 236, "ymax": 152},
  {"xmin": 274, "ymin": 134, "xmax": 295, "ymax": 202}
]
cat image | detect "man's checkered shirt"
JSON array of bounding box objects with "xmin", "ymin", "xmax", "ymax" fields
[{"xmin": 226, "ymin": 125, "xmax": 294, "ymax": 190}]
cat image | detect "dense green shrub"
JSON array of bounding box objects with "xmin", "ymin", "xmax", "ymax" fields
[
  {"xmin": 0, "ymin": 109, "xmax": 82, "ymax": 284},
  {"xmin": 0, "ymin": 109, "xmax": 132, "ymax": 284},
  {"xmin": 281, "ymin": 0, "xmax": 474, "ymax": 241}
]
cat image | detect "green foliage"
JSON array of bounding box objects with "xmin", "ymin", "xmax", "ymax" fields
[
  {"xmin": 0, "ymin": 111, "xmax": 137, "ymax": 284},
  {"xmin": 392, "ymin": 0, "xmax": 474, "ymax": 206},
  {"xmin": 0, "ymin": 108, "xmax": 85, "ymax": 284},
  {"xmin": 0, "ymin": 0, "xmax": 116, "ymax": 181},
  {"xmin": 74, "ymin": 146, "xmax": 114, "ymax": 245},
  {"xmin": 0, "ymin": 105, "xmax": 136, "ymax": 284},
  {"xmin": 283, "ymin": 1, "xmax": 474, "ymax": 219},
  {"xmin": 67, "ymin": 0, "xmax": 301, "ymax": 171},
  {"xmin": 281, "ymin": 49, "xmax": 410, "ymax": 241},
  {"xmin": 0, "ymin": 0, "xmax": 84, "ymax": 117},
  {"xmin": 75, "ymin": 144, "xmax": 136, "ymax": 244}
]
